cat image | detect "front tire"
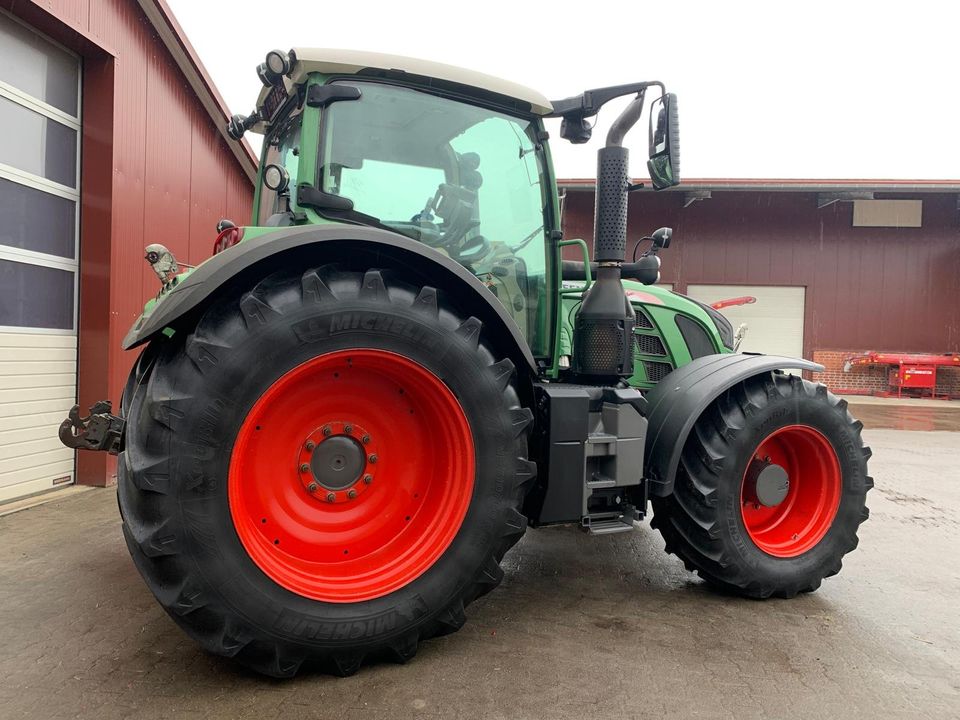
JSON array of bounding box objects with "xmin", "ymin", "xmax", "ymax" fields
[
  {"xmin": 118, "ymin": 265, "xmax": 535, "ymax": 676},
  {"xmin": 651, "ymin": 372, "xmax": 872, "ymax": 598}
]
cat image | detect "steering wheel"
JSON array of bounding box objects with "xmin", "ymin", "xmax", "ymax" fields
[{"xmin": 449, "ymin": 234, "xmax": 491, "ymax": 264}]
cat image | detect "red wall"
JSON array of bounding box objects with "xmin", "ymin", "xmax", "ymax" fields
[
  {"xmin": 562, "ymin": 189, "xmax": 960, "ymax": 357},
  {"xmin": 7, "ymin": 0, "xmax": 253, "ymax": 484}
]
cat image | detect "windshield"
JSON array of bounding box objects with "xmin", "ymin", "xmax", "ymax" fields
[{"xmin": 319, "ymin": 81, "xmax": 553, "ymax": 357}]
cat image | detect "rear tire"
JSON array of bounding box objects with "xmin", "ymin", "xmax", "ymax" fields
[
  {"xmin": 650, "ymin": 372, "xmax": 872, "ymax": 598},
  {"xmin": 118, "ymin": 265, "xmax": 535, "ymax": 676}
]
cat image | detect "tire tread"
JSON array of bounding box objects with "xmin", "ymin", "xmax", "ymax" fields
[
  {"xmin": 651, "ymin": 372, "xmax": 871, "ymax": 599},
  {"xmin": 118, "ymin": 265, "xmax": 535, "ymax": 677}
]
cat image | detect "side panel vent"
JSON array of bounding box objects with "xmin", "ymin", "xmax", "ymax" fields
[
  {"xmin": 634, "ymin": 308, "xmax": 654, "ymax": 330},
  {"xmin": 636, "ymin": 333, "xmax": 667, "ymax": 356},
  {"xmin": 644, "ymin": 360, "xmax": 673, "ymax": 383}
]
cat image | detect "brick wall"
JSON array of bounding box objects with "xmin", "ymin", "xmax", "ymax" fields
[
  {"xmin": 936, "ymin": 367, "xmax": 960, "ymax": 397},
  {"xmin": 812, "ymin": 350, "xmax": 960, "ymax": 398}
]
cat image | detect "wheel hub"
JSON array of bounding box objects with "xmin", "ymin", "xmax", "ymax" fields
[
  {"xmin": 311, "ymin": 435, "xmax": 365, "ymax": 489},
  {"xmin": 739, "ymin": 424, "xmax": 843, "ymax": 557},
  {"xmin": 297, "ymin": 421, "xmax": 376, "ymax": 503},
  {"xmin": 744, "ymin": 457, "xmax": 790, "ymax": 508}
]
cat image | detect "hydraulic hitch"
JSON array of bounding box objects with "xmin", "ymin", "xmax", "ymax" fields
[{"xmin": 59, "ymin": 400, "xmax": 125, "ymax": 455}]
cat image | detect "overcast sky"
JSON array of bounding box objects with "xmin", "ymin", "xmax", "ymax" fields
[{"xmin": 167, "ymin": 0, "xmax": 958, "ymax": 181}]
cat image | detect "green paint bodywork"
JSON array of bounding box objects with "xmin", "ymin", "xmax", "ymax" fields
[
  {"xmin": 559, "ymin": 280, "xmax": 730, "ymax": 389},
  {"xmin": 135, "ymin": 69, "xmax": 729, "ymax": 385}
]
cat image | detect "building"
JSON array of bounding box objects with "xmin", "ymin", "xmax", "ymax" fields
[
  {"xmin": 2, "ymin": 2, "xmax": 957, "ymax": 505},
  {"xmin": 0, "ymin": 0, "xmax": 254, "ymax": 502},
  {"xmin": 560, "ymin": 178, "xmax": 960, "ymax": 396}
]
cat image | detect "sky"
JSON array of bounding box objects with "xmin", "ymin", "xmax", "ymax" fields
[{"xmin": 166, "ymin": 0, "xmax": 959, "ymax": 181}]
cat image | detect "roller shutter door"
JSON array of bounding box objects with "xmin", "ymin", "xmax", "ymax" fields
[
  {"xmin": 0, "ymin": 11, "xmax": 81, "ymax": 502},
  {"xmin": 687, "ymin": 285, "xmax": 805, "ymax": 358}
]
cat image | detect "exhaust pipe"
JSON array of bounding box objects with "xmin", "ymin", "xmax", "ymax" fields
[{"xmin": 572, "ymin": 93, "xmax": 646, "ymax": 380}]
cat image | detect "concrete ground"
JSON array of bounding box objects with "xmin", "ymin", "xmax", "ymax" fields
[
  {"xmin": 1, "ymin": 404, "xmax": 959, "ymax": 719},
  {"xmin": 843, "ymin": 397, "xmax": 960, "ymax": 432}
]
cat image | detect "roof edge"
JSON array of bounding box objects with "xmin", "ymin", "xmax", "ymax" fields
[
  {"xmin": 289, "ymin": 47, "xmax": 553, "ymax": 116},
  {"xmin": 137, "ymin": 0, "xmax": 258, "ymax": 184},
  {"xmin": 559, "ymin": 177, "xmax": 960, "ymax": 193}
]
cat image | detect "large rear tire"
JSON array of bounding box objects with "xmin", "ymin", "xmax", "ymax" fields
[
  {"xmin": 650, "ymin": 372, "xmax": 872, "ymax": 598},
  {"xmin": 118, "ymin": 265, "xmax": 535, "ymax": 676}
]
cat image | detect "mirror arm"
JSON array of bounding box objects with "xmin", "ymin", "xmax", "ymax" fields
[
  {"xmin": 548, "ymin": 81, "xmax": 664, "ymax": 119},
  {"xmin": 606, "ymin": 89, "xmax": 647, "ymax": 147}
]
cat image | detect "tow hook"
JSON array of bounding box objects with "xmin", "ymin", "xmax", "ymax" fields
[{"xmin": 59, "ymin": 400, "xmax": 125, "ymax": 455}]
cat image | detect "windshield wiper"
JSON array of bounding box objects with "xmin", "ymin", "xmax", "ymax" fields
[{"xmin": 510, "ymin": 225, "xmax": 545, "ymax": 252}]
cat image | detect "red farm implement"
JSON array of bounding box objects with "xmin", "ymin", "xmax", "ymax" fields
[{"xmin": 844, "ymin": 351, "xmax": 960, "ymax": 399}]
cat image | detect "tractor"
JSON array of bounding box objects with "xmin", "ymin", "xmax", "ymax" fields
[{"xmin": 60, "ymin": 49, "xmax": 872, "ymax": 678}]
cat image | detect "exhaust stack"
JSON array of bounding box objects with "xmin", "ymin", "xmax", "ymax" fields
[{"xmin": 572, "ymin": 93, "xmax": 646, "ymax": 380}]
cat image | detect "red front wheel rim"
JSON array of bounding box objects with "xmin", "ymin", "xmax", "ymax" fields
[
  {"xmin": 740, "ymin": 424, "xmax": 842, "ymax": 557},
  {"xmin": 228, "ymin": 349, "xmax": 475, "ymax": 603}
]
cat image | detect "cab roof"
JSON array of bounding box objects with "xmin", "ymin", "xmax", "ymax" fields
[{"xmin": 288, "ymin": 48, "xmax": 553, "ymax": 116}]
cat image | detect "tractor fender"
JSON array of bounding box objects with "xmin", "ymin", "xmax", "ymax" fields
[
  {"xmin": 643, "ymin": 353, "xmax": 824, "ymax": 497},
  {"xmin": 121, "ymin": 223, "xmax": 538, "ymax": 375}
]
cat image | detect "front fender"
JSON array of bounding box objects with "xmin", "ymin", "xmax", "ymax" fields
[
  {"xmin": 643, "ymin": 353, "xmax": 824, "ymax": 496},
  {"xmin": 122, "ymin": 224, "xmax": 538, "ymax": 375}
]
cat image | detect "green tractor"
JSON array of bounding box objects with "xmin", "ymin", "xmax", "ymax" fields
[{"xmin": 60, "ymin": 49, "xmax": 871, "ymax": 677}]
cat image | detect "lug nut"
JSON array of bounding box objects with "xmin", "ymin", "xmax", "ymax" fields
[
  {"xmin": 368, "ymin": 454, "xmax": 378, "ymax": 464},
  {"xmin": 299, "ymin": 463, "xmax": 310, "ymax": 473},
  {"xmin": 362, "ymin": 434, "xmax": 371, "ymax": 444},
  {"xmin": 307, "ymin": 482, "xmax": 318, "ymax": 493},
  {"xmin": 326, "ymin": 492, "xmax": 336, "ymax": 503},
  {"xmin": 322, "ymin": 425, "xmax": 332, "ymax": 436},
  {"xmin": 305, "ymin": 440, "xmax": 315, "ymax": 451},
  {"xmin": 344, "ymin": 424, "xmax": 353, "ymax": 434},
  {"xmin": 363, "ymin": 474, "xmax": 373, "ymax": 485},
  {"xmin": 347, "ymin": 489, "xmax": 357, "ymax": 499}
]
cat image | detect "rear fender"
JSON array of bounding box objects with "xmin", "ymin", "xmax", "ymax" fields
[
  {"xmin": 122, "ymin": 224, "xmax": 538, "ymax": 376},
  {"xmin": 644, "ymin": 353, "xmax": 824, "ymax": 496}
]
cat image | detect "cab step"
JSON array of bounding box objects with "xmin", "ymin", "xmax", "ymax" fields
[{"xmin": 581, "ymin": 513, "xmax": 635, "ymax": 535}]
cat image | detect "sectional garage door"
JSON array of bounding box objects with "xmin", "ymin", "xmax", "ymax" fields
[
  {"xmin": 687, "ymin": 285, "xmax": 805, "ymax": 359},
  {"xmin": 0, "ymin": 12, "xmax": 81, "ymax": 502}
]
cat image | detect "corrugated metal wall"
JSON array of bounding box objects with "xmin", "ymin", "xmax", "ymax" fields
[
  {"xmin": 82, "ymin": 0, "xmax": 251, "ymax": 399},
  {"xmin": 7, "ymin": 0, "xmax": 253, "ymax": 484},
  {"xmin": 562, "ymin": 190, "xmax": 960, "ymax": 355},
  {"xmin": 25, "ymin": 0, "xmax": 252, "ymax": 396}
]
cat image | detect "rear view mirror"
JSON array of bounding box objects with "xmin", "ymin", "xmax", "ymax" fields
[{"xmin": 647, "ymin": 93, "xmax": 680, "ymax": 190}]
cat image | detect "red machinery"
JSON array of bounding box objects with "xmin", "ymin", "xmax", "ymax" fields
[
  {"xmin": 843, "ymin": 352, "xmax": 960, "ymax": 399},
  {"xmin": 711, "ymin": 296, "xmax": 756, "ymax": 311}
]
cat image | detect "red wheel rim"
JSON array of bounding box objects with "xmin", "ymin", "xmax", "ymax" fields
[
  {"xmin": 228, "ymin": 349, "xmax": 475, "ymax": 602},
  {"xmin": 740, "ymin": 424, "xmax": 842, "ymax": 557}
]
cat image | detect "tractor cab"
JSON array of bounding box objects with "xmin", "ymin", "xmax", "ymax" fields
[
  {"xmin": 228, "ymin": 48, "xmax": 683, "ymax": 369},
  {"xmin": 236, "ymin": 50, "xmax": 561, "ymax": 355}
]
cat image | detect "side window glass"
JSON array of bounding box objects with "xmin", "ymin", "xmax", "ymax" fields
[
  {"xmin": 258, "ymin": 114, "xmax": 301, "ymax": 223},
  {"xmin": 450, "ymin": 118, "xmax": 546, "ymax": 275},
  {"xmin": 258, "ymin": 144, "xmax": 280, "ymax": 222}
]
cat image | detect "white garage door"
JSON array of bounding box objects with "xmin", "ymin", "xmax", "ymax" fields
[
  {"xmin": 0, "ymin": 11, "xmax": 81, "ymax": 503},
  {"xmin": 687, "ymin": 285, "xmax": 805, "ymax": 358}
]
